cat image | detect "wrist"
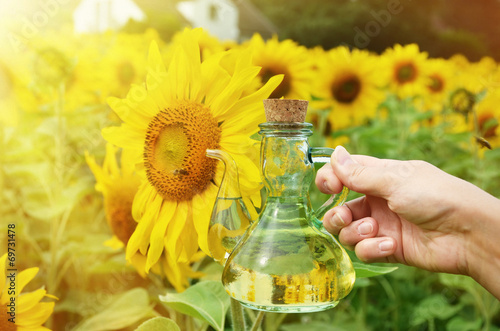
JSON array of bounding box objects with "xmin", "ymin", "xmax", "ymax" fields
[{"xmin": 461, "ymin": 189, "xmax": 500, "ymax": 299}]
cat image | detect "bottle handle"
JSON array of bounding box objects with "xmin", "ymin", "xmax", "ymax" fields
[{"xmin": 309, "ymin": 147, "xmax": 350, "ymax": 220}]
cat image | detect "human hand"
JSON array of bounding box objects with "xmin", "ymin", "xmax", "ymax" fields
[{"xmin": 316, "ymin": 146, "xmax": 500, "ymax": 297}]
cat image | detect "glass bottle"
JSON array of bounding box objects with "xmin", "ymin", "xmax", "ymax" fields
[
  {"xmin": 221, "ymin": 122, "xmax": 355, "ymax": 313},
  {"xmin": 205, "ymin": 149, "xmax": 253, "ymax": 266}
]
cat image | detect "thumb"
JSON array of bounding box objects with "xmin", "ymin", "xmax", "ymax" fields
[{"xmin": 332, "ymin": 146, "xmax": 392, "ymax": 198}]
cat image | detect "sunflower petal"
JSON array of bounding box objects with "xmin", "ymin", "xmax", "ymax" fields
[
  {"xmin": 164, "ymin": 254, "xmax": 186, "ymax": 292},
  {"xmin": 200, "ymin": 54, "xmax": 231, "ymax": 110},
  {"xmin": 101, "ymin": 125, "xmax": 144, "ymax": 151},
  {"xmin": 0, "ymin": 254, "xmax": 7, "ymax": 302},
  {"xmin": 17, "ymin": 288, "xmax": 46, "ymax": 314},
  {"xmin": 165, "ymin": 201, "xmax": 189, "ymax": 261},
  {"xmin": 221, "ymin": 74, "xmax": 284, "ymax": 135},
  {"xmin": 126, "ymin": 186, "xmax": 162, "ymax": 262},
  {"xmin": 146, "ymin": 200, "xmax": 177, "ymax": 272},
  {"xmin": 16, "ymin": 301, "xmax": 54, "ymax": 327},
  {"xmin": 107, "ymin": 96, "xmax": 151, "ymax": 128},
  {"xmin": 178, "ymin": 203, "xmax": 198, "ymax": 263},
  {"xmin": 192, "ymin": 183, "xmax": 218, "ymax": 256},
  {"xmin": 15, "ymin": 268, "xmax": 39, "ymax": 297},
  {"xmin": 211, "ymin": 66, "xmax": 262, "ymax": 120}
]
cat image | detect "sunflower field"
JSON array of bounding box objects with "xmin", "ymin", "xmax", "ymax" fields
[{"xmin": 1, "ymin": 14, "xmax": 500, "ymax": 331}]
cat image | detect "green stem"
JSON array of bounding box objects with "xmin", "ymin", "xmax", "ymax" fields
[
  {"xmin": 264, "ymin": 313, "xmax": 287, "ymax": 331},
  {"xmin": 230, "ymin": 298, "xmax": 246, "ymax": 331},
  {"xmin": 249, "ymin": 311, "xmax": 265, "ymax": 331}
]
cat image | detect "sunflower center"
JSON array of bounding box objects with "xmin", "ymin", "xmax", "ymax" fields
[
  {"xmin": 260, "ymin": 66, "xmax": 291, "ymax": 98},
  {"xmin": 450, "ymin": 88, "xmax": 475, "ymax": 115},
  {"xmin": 332, "ymin": 75, "xmax": 361, "ymax": 104},
  {"xmin": 0, "ymin": 304, "xmax": 16, "ymax": 331},
  {"xmin": 478, "ymin": 113, "xmax": 498, "ymax": 138},
  {"xmin": 395, "ymin": 62, "xmax": 417, "ymax": 84},
  {"xmin": 144, "ymin": 102, "xmax": 221, "ymax": 201},
  {"xmin": 105, "ymin": 184, "xmax": 138, "ymax": 244},
  {"xmin": 428, "ymin": 74, "xmax": 444, "ymax": 93}
]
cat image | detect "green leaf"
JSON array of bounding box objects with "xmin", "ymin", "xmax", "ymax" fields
[
  {"xmin": 159, "ymin": 280, "xmax": 230, "ymax": 331},
  {"xmin": 410, "ymin": 294, "xmax": 463, "ymax": 326},
  {"xmin": 72, "ymin": 288, "xmax": 154, "ymax": 331},
  {"xmin": 135, "ymin": 317, "xmax": 181, "ymax": 331},
  {"xmin": 353, "ymin": 262, "xmax": 398, "ymax": 278},
  {"xmin": 446, "ymin": 316, "xmax": 483, "ymax": 331}
]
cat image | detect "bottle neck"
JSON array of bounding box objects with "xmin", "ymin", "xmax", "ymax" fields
[{"xmin": 258, "ymin": 123, "xmax": 314, "ymax": 198}]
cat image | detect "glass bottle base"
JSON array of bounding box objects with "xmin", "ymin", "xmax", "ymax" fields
[{"xmin": 237, "ymin": 300, "xmax": 339, "ymax": 313}]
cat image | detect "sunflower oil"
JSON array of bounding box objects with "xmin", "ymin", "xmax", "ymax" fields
[
  {"xmin": 222, "ymin": 200, "xmax": 355, "ymax": 313},
  {"xmin": 207, "ymin": 197, "xmax": 251, "ymax": 265}
]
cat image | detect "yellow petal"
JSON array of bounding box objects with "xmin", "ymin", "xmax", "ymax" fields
[
  {"xmin": 0, "ymin": 253, "xmax": 7, "ymax": 295},
  {"xmin": 101, "ymin": 124, "xmax": 144, "ymax": 151},
  {"xmin": 16, "ymin": 268, "xmax": 39, "ymax": 297},
  {"xmin": 211, "ymin": 66, "xmax": 261, "ymax": 120},
  {"xmin": 146, "ymin": 41, "xmax": 170, "ymax": 107},
  {"xmin": 126, "ymin": 185, "xmax": 163, "ymax": 262},
  {"xmin": 17, "ymin": 288, "xmax": 46, "ymax": 314},
  {"xmin": 165, "ymin": 201, "xmax": 189, "ymax": 261},
  {"xmin": 178, "ymin": 203, "xmax": 198, "ymax": 263},
  {"xmin": 129, "ymin": 253, "xmax": 147, "ymax": 278},
  {"xmin": 17, "ymin": 327, "xmax": 51, "ymax": 331},
  {"xmin": 107, "ymin": 96, "xmax": 150, "ymax": 129},
  {"xmin": 192, "ymin": 183, "xmax": 218, "ymax": 255},
  {"xmin": 104, "ymin": 236, "xmax": 125, "ymax": 250},
  {"xmin": 221, "ymin": 75, "xmax": 283, "ymax": 135},
  {"xmin": 132, "ymin": 182, "xmax": 157, "ymax": 221},
  {"xmin": 146, "ymin": 200, "xmax": 177, "ymax": 272},
  {"xmin": 164, "ymin": 254, "xmax": 185, "ymax": 292},
  {"xmin": 16, "ymin": 301, "xmax": 54, "ymax": 327},
  {"xmin": 200, "ymin": 55, "xmax": 231, "ymax": 109}
]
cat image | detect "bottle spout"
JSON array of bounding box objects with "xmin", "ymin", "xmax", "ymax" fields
[
  {"xmin": 206, "ymin": 149, "xmax": 253, "ymax": 265},
  {"xmin": 206, "ymin": 149, "xmax": 243, "ymax": 199}
]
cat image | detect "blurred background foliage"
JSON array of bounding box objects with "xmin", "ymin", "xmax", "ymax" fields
[
  {"xmin": 119, "ymin": 0, "xmax": 500, "ymax": 61},
  {"xmin": 249, "ymin": 0, "xmax": 500, "ymax": 61}
]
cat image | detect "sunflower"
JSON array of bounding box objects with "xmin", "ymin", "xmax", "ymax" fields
[
  {"xmin": 85, "ymin": 143, "xmax": 141, "ymax": 246},
  {"xmin": 244, "ymin": 33, "xmax": 312, "ymax": 99},
  {"xmin": 421, "ymin": 58, "xmax": 455, "ymax": 112},
  {"xmin": 449, "ymin": 87, "xmax": 476, "ymax": 116},
  {"xmin": 383, "ymin": 43, "xmax": 429, "ymax": 99},
  {"xmin": 168, "ymin": 28, "xmax": 225, "ymax": 64},
  {"xmin": 102, "ymin": 28, "xmax": 282, "ymax": 276},
  {"xmin": 86, "ymin": 143, "xmax": 203, "ymax": 291},
  {"xmin": 99, "ymin": 29, "xmax": 164, "ymax": 99},
  {"xmin": 311, "ymin": 46, "xmax": 386, "ymax": 129},
  {"xmin": 0, "ymin": 254, "xmax": 56, "ymax": 331},
  {"xmin": 473, "ymin": 91, "xmax": 500, "ymax": 149}
]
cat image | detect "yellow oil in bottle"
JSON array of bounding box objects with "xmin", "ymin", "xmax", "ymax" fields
[
  {"xmin": 223, "ymin": 261, "xmax": 355, "ymax": 312},
  {"xmin": 207, "ymin": 198, "xmax": 251, "ymax": 265},
  {"xmin": 221, "ymin": 212, "xmax": 355, "ymax": 313}
]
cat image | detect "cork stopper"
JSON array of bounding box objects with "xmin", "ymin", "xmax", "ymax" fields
[{"xmin": 263, "ymin": 99, "xmax": 308, "ymax": 122}]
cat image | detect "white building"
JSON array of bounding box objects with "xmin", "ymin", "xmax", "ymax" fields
[
  {"xmin": 177, "ymin": 0, "xmax": 239, "ymax": 41},
  {"xmin": 177, "ymin": 0, "xmax": 277, "ymax": 42},
  {"xmin": 73, "ymin": 0, "xmax": 145, "ymax": 34}
]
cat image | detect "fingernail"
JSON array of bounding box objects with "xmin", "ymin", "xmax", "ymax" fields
[
  {"xmin": 332, "ymin": 213, "xmax": 345, "ymax": 228},
  {"xmin": 334, "ymin": 146, "xmax": 354, "ymax": 166},
  {"xmin": 358, "ymin": 222, "xmax": 373, "ymax": 235},
  {"xmin": 379, "ymin": 240, "xmax": 394, "ymax": 252}
]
